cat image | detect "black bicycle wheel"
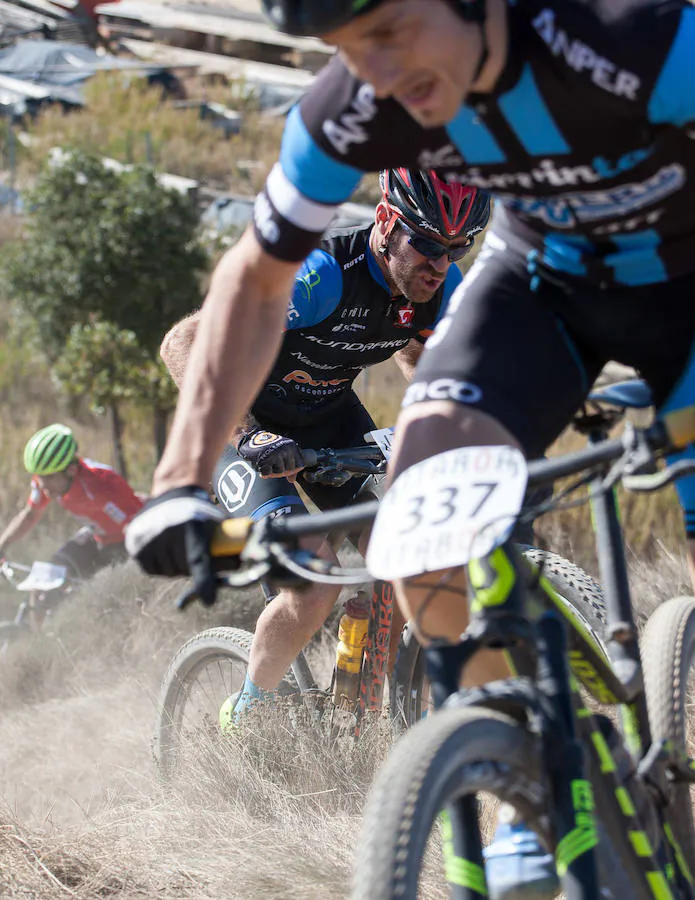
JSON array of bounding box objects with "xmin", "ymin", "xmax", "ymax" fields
[
  {"xmin": 390, "ymin": 550, "xmax": 607, "ymax": 729},
  {"xmin": 353, "ymin": 706, "xmax": 636, "ymax": 900},
  {"xmin": 156, "ymin": 626, "xmax": 297, "ymax": 780},
  {"xmin": 641, "ymin": 596, "xmax": 695, "ymax": 861}
]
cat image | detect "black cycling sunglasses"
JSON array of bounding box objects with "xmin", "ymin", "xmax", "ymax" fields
[{"xmin": 397, "ymin": 219, "xmax": 473, "ymax": 262}]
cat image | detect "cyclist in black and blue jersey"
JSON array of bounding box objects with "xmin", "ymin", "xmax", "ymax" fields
[
  {"xmin": 126, "ymin": 2, "xmax": 695, "ymax": 894},
  {"xmin": 158, "ymin": 167, "xmax": 489, "ymax": 717}
]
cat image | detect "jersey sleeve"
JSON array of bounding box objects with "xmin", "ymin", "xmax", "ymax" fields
[
  {"xmin": 286, "ymin": 248, "xmax": 344, "ymax": 329},
  {"xmin": 28, "ymin": 478, "xmax": 50, "ymax": 511},
  {"xmin": 253, "ymin": 56, "xmax": 434, "ymax": 263},
  {"xmin": 415, "ymin": 264, "xmax": 464, "ymax": 342},
  {"xmin": 647, "ymin": 6, "xmax": 695, "ymax": 128}
]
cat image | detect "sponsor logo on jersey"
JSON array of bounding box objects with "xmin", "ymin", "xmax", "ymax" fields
[
  {"xmin": 217, "ymin": 461, "xmax": 255, "ymax": 513},
  {"xmin": 103, "ymin": 501, "xmax": 127, "ymax": 524},
  {"xmin": 253, "ymin": 192, "xmax": 280, "ymax": 244},
  {"xmin": 283, "ymin": 369, "xmax": 351, "ymax": 388},
  {"xmin": 295, "ymin": 269, "xmax": 321, "ymax": 302},
  {"xmin": 418, "ymin": 144, "xmax": 465, "ymax": 169},
  {"xmin": 533, "ymin": 9, "xmax": 641, "ymax": 99},
  {"xmin": 395, "ymin": 305, "xmax": 415, "ymax": 328},
  {"xmin": 304, "ymin": 335, "xmax": 409, "ymax": 352},
  {"xmin": 266, "ymin": 383, "xmax": 288, "ymax": 399},
  {"xmin": 500, "ymin": 163, "xmax": 685, "ymax": 228},
  {"xmin": 332, "ymin": 323, "xmax": 367, "ymax": 333},
  {"xmin": 290, "ymin": 351, "xmax": 342, "ymax": 371},
  {"xmin": 323, "ymin": 83, "xmax": 377, "ymax": 155},
  {"xmin": 343, "ymin": 253, "xmax": 365, "ymax": 270},
  {"xmin": 287, "ymin": 298, "xmax": 300, "ymax": 322},
  {"xmin": 341, "ymin": 306, "xmax": 370, "ymax": 319},
  {"xmin": 403, "ymin": 378, "xmax": 483, "ymax": 406},
  {"xmin": 447, "ymin": 150, "xmax": 653, "ymax": 191}
]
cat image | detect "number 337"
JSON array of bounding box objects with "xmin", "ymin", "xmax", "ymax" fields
[{"xmin": 398, "ymin": 482, "xmax": 498, "ymax": 534}]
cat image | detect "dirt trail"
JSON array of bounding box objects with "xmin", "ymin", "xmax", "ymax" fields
[
  {"xmin": 0, "ymin": 550, "xmax": 688, "ymax": 898},
  {"xmin": 0, "ymin": 564, "xmax": 388, "ymax": 899}
]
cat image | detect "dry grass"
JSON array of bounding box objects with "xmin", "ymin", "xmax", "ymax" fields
[
  {"xmin": 0, "ymin": 543, "xmax": 689, "ymax": 898},
  {"xmin": 20, "ymin": 73, "xmax": 285, "ymax": 193}
]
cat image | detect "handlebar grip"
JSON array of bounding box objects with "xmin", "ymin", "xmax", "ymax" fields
[
  {"xmin": 302, "ymin": 448, "xmax": 318, "ymax": 468},
  {"xmin": 210, "ymin": 518, "xmax": 253, "ymax": 558}
]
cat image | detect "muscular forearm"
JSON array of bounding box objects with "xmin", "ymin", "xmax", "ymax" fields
[{"xmin": 153, "ymin": 230, "xmax": 297, "ymax": 493}]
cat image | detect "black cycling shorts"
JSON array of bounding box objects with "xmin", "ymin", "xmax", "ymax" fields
[
  {"xmin": 406, "ymin": 236, "xmax": 695, "ymax": 460},
  {"xmin": 212, "ymin": 391, "xmax": 378, "ymax": 519}
]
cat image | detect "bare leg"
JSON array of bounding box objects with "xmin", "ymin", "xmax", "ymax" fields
[
  {"xmin": 389, "ymin": 399, "xmax": 521, "ymax": 686},
  {"xmin": 248, "ymin": 534, "xmax": 341, "ymax": 690}
]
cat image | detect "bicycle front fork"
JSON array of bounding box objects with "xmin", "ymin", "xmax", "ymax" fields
[{"xmin": 423, "ymin": 546, "xmax": 600, "ymax": 900}]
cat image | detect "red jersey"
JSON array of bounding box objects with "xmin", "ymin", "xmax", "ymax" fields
[{"xmin": 28, "ymin": 458, "xmax": 143, "ymax": 545}]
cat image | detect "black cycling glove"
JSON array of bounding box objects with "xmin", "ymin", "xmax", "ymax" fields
[
  {"xmin": 237, "ymin": 428, "xmax": 305, "ymax": 477},
  {"xmin": 125, "ymin": 486, "xmax": 226, "ymax": 606}
]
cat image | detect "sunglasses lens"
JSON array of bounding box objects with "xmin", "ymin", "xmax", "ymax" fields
[
  {"xmin": 400, "ymin": 220, "xmax": 471, "ymax": 261},
  {"xmin": 412, "ymin": 235, "xmax": 446, "ymax": 258}
]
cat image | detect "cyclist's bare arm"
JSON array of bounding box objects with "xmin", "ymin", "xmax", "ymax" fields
[
  {"xmin": 0, "ymin": 504, "xmax": 45, "ymax": 551},
  {"xmin": 153, "ymin": 227, "xmax": 301, "ymax": 494},
  {"xmin": 392, "ymin": 339, "xmax": 425, "ymax": 382}
]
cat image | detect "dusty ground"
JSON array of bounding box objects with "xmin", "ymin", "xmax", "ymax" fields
[{"xmin": 0, "ymin": 550, "xmax": 690, "ymax": 898}]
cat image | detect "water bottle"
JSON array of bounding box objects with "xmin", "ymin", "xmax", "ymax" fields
[{"xmin": 334, "ymin": 590, "xmax": 370, "ymax": 707}]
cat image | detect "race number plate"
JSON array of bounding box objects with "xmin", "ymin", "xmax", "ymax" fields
[
  {"xmin": 367, "ymin": 446, "xmax": 527, "ymax": 580},
  {"xmin": 366, "ymin": 427, "xmax": 394, "ymax": 460}
]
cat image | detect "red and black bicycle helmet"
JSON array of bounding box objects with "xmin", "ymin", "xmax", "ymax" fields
[
  {"xmin": 380, "ymin": 168, "xmax": 491, "ymax": 241},
  {"xmin": 261, "ymin": 0, "xmax": 486, "ymax": 37}
]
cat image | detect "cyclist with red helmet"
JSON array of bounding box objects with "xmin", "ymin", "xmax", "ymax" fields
[
  {"xmin": 158, "ymin": 169, "xmax": 489, "ymax": 717},
  {"xmin": 1, "ymin": 424, "xmax": 144, "ymax": 578}
]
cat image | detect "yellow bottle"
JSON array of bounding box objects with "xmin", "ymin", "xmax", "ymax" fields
[{"xmin": 334, "ymin": 591, "xmax": 370, "ymax": 706}]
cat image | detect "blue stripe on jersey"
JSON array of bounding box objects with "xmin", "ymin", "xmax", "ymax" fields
[
  {"xmin": 498, "ymin": 65, "xmax": 570, "ymax": 156},
  {"xmin": 280, "ymin": 106, "xmax": 363, "ymax": 204},
  {"xmin": 446, "ymin": 106, "xmax": 506, "ymax": 164},
  {"xmin": 605, "ymin": 230, "xmax": 667, "ymax": 286},
  {"xmin": 287, "ymin": 249, "xmax": 344, "ymax": 329},
  {"xmin": 366, "ymin": 242, "xmax": 389, "ymax": 291},
  {"xmin": 542, "ymin": 234, "xmax": 591, "ymax": 277},
  {"xmin": 661, "ymin": 334, "xmax": 695, "ymax": 531},
  {"xmin": 434, "ymin": 264, "xmax": 464, "ymax": 327},
  {"xmin": 648, "ymin": 7, "xmax": 695, "ymax": 126}
]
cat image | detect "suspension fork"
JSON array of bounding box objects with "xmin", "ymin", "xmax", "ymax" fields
[{"xmin": 587, "ymin": 429, "xmax": 651, "ymax": 757}]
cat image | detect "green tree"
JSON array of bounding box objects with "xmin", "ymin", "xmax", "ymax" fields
[{"xmin": 4, "ymin": 151, "xmax": 208, "ymax": 469}]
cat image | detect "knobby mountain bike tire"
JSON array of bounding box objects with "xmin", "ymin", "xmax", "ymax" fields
[
  {"xmin": 391, "ymin": 550, "xmax": 607, "ymax": 728},
  {"xmin": 641, "ymin": 596, "xmax": 695, "ymax": 862},
  {"xmin": 352, "ymin": 706, "xmax": 636, "ymax": 900},
  {"xmin": 156, "ymin": 626, "xmax": 298, "ymax": 780}
]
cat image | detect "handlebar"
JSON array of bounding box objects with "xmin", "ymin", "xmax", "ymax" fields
[
  {"xmin": 179, "ymin": 410, "xmax": 695, "ymax": 607},
  {"xmin": 300, "ymin": 445, "xmax": 387, "ymax": 483}
]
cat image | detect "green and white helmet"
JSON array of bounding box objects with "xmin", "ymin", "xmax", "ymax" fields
[{"xmin": 24, "ymin": 424, "xmax": 78, "ymax": 475}]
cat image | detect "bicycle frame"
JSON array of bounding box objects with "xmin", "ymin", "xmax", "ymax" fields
[{"xmin": 427, "ymin": 429, "xmax": 695, "ymax": 900}]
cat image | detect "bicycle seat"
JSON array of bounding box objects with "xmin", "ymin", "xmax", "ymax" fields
[{"xmin": 587, "ymin": 379, "xmax": 653, "ymax": 410}]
